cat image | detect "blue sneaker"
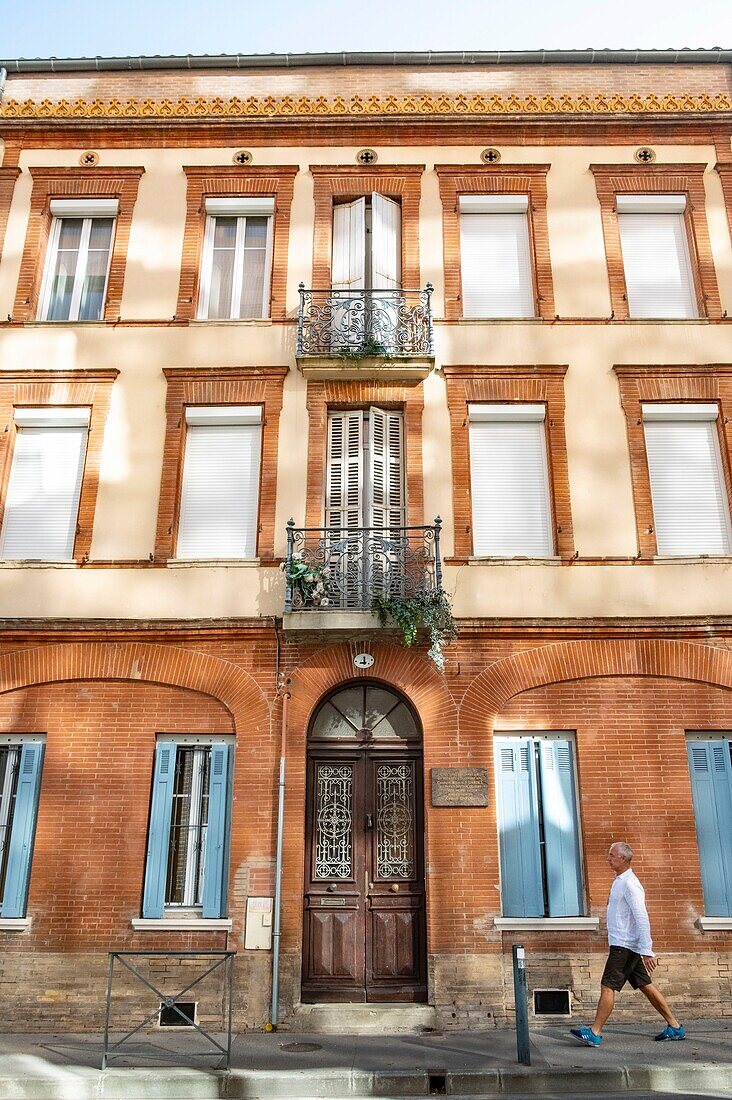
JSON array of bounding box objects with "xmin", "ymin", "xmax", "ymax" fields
[
  {"xmin": 570, "ymin": 1025, "xmax": 602, "ymax": 1047},
  {"xmin": 654, "ymin": 1024, "xmax": 685, "ymax": 1041}
]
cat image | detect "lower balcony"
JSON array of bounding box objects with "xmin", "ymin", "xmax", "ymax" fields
[
  {"xmin": 296, "ymin": 285, "xmax": 434, "ymax": 381},
  {"xmin": 283, "ymin": 520, "xmax": 443, "ymax": 631}
]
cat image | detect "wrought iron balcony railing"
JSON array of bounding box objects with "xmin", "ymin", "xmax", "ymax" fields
[
  {"xmin": 284, "ymin": 519, "xmax": 443, "ymax": 613},
  {"xmin": 297, "ymin": 284, "xmax": 434, "ymax": 359}
]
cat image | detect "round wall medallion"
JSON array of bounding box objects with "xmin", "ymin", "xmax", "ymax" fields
[
  {"xmin": 233, "ymin": 149, "xmax": 253, "ymax": 165},
  {"xmin": 481, "ymin": 147, "xmax": 502, "ymax": 164},
  {"xmin": 356, "ymin": 148, "xmax": 378, "ymax": 166},
  {"xmin": 79, "ymin": 151, "xmax": 99, "ymax": 167},
  {"xmin": 353, "ymin": 653, "xmax": 374, "ymax": 669},
  {"xmin": 634, "ymin": 147, "xmax": 656, "ymax": 164}
]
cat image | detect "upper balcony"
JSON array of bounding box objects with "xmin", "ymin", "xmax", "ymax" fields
[{"xmin": 296, "ymin": 285, "xmax": 435, "ymax": 381}]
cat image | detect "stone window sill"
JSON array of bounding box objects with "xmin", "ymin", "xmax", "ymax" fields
[
  {"xmin": 494, "ymin": 917, "xmax": 600, "ymax": 931},
  {"xmin": 0, "ymin": 918, "xmax": 31, "ymax": 931},
  {"xmin": 131, "ymin": 918, "xmax": 232, "ymax": 931},
  {"xmin": 695, "ymin": 916, "xmax": 732, "ymax": 932},
  {"xmin": 166, "ymin": 559, "xmax": 260, "ymax": 568}
]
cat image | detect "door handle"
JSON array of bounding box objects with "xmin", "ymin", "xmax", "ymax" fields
[
  {"xmin": 365, "ymin": 813, "xmax": 373, "ymax": 829},
  {"xmin": 390, "ymin": 884, "xmax": 400, "ymax": 893}
]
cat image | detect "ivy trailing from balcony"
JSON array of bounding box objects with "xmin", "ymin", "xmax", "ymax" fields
[{"xmin": 371, "ymin": 588, "xmax": 458, "ymax": 671}]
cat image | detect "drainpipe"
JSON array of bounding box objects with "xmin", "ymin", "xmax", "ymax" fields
[
  {"xmin": 268, "ymin": 686, "xmax": 290, "ymax": 1030},
  {"xmin": 0, "ymin": 69, "xmax": 7, "ymax": 106}
]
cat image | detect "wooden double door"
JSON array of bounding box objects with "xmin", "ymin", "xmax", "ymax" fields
[{"xmin": 302, "ymin": 743, "xmax": 427, "ymax": 1003}]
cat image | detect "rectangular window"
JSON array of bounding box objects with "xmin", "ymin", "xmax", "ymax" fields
[
  {"xmin": 459, "ymin": 195, "xmax": 535, "ymax": 318},
  {"xmin": 687, "ymin": 735, "xmax": 732, "ymax": 916},
  {"xmin": 0, "ymin": 737, "xmax": 44, "ymax": 919},
  {"xmin": 176, "ymin": 406, "xmax": 262, "ymax": 560},
  {"xmin": 494, "ymin": 734, "xmax": 583, "ymax": 918},
  {"xmin": 39, "ymin": 199, "xmax": 118, "ymax": 321},
  {"xmin": 642, "ymin": 403, "xmax": 732, "ymax": 556},
  {"xmin": 143, "ymin": 738, "xmax": 233, "ymax": 919},
  {"xmin": 198, "ymin": 198, "xmax": 274, "ymax": 320},
  {"xmin": 326, "ymin": 407, "xmax": 405, "ymax": 529},
  {"xmin": 1, "ymin": 408, "xmax": 90, "ymax": 561},
  {"xmin": 468, "ymin": 404, "xmax": 553, "ymax": 557},
  {"xmin": 616, "ymin": 195, "xmax": 697, "ymax": 319}
]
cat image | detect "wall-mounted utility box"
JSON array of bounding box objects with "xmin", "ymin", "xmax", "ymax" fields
[{"xmin": 245, "ymin": 896, "xmax": 273, "ymax": 950}]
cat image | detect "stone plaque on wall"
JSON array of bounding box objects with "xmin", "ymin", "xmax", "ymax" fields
[{"xmin": 430, "ymin": 767, "xmax": 489, "ymax": 807}]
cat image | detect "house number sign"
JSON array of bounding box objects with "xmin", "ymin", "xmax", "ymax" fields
[{"xmin": 353, "ymin": 653, "xmax": 374, "ymax": 669}]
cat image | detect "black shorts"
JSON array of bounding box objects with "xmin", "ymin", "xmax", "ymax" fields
[{"xmin": 601, "ymin": 946, "xmax": 651, "ymax": 991}]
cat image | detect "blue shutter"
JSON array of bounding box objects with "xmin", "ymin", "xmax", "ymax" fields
[
  {"xmin": 142, "ymin": 743, "xmax": 177, "ymax": 919},
  {"xmin": 494, "ymin": 738, "xmax": 543, "ymax": 917},
  {"xmin": 1, "ymin": 743, "xmax": 44, "ymax": 918},
  {"xmin": 538, "ymin": 739, "xmax": 583, "ymax": 917},
  {"xmin": 202, "ymin": 743, "xmax": 231, "ymax": 919},
  {"xmin": 687, "ymin": 739, "xmax": 732, "ymax": 916}
]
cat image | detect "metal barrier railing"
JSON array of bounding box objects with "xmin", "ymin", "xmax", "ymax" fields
[{"xmin": 101, "ymin": 950, "xmax": 236, "ymax": 1070}]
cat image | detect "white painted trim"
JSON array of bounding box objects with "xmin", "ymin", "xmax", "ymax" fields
[
  {"xmin": 0, "ymin": 918, "xmax": 32, "ymax": 931},
  {"xmin": 460, "ymin": 194, "xmax": 529, "ymax": 213},
  {"xmin": 695, "ymin": 916, "xmax": 732, "ymax": 931},
  {"xmin": 14, "ymin": 407, "xmax": 91, "ymax": 428},
  {"xmin": 157, "ymin": 734, "xmax": 235, "ymax": 746},
  {"xmin": 131, "ymin": 918, "xmax": 233, "ymax": 931},
  {"xmin": 616, "ymin": 194, "xmax": 686, "ymax": 214},
  {"xmin": 494, "ymin": 917, "xmax": 600, "ymax": 931}
]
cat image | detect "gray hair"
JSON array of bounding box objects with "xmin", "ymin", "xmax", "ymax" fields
[{"xmin": 611, "ymin": 842, "xmax": 634, "ymax": 862}]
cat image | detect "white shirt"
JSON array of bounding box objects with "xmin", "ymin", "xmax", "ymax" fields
[{"xmin": 606, "ymin": 868, "xmax": 655, "ymax": 956}]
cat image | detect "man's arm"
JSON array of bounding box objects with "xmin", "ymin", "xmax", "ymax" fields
[{"xmin": 626, "ymin": 879, "xmax": 655, "ymax": 963}]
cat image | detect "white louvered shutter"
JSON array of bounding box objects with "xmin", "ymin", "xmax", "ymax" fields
[
  {"xmin": 459, "ymin": 196, "xmax": 534, "ymax": 318},
  {"xmin": 643, "ymin": 404, "xmax": 731, "ymax": 556},
  {"xmin": 371, "ymin": 194, "xmax": 402, "ymax": 290},
  {"xmin": 369, "ymin": 407, "xmax": 405, "ymax": 528},
  {"xmin": 1, "ymin": 411, "xmax": 89, "ymax": 560},
  {"xmin": 617, "ymin": 196, "xmax": 697, "ymax": 318},
  {"xmin": 332, "ymin": 199, "xmax": 366, "ymax": 290},
  {"xmin": 469, "ymin": 404, "xmax": 554, "ymax": 557},
  {"xmin": 326, "ymin": 411, "xmax": 364, "ymax": 528},
  {"xmin": 177, "ymin": 408, "xmax": 261, "ymax": 559}
]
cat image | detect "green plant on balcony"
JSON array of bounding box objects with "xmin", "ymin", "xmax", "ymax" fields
[
  {"xmin": 281, "ymin": 555, "xmax": 330, "ymax": 607},
  {"xmin": 371, "ymin": 588, "xmax": 458, "ymax": 671},
  {"xmin": 337, "ymin": 337, "xmax": 391, "ymax": 361}
]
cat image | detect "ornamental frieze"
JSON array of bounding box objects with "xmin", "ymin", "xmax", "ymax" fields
[{"xmin": 1, "ymin": 90, "xmax": 731, "ymax": 119}]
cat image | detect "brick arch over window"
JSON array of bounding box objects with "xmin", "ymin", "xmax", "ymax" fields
[
  {"xmin": 462, "ymin": 638, "xmax": 732, "ymax": 735},
  {"xmin": 0, "ymin": 641, "xmax": 270, "ymax": 736}
]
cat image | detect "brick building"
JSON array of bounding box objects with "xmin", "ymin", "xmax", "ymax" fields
[{"xmin": 0, "ymin": 49, "xmax": 731, "ymax": 1031}]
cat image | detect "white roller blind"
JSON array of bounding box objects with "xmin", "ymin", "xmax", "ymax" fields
[
  {"xmin": 331, "ymin": 198, "xmax": 366, "ymax": 290},
  {"xmin": 1, "ymin": 415, "xmax": 89, "ymax": 560},
  {"xmin": 643, "ymin": 405, "xmax": 731, "ymax": 556},
  {"xmin": 371, "ymin": 193, "xmax": 402, "ymax": 290},
  {"xmin": 469, "ymin": 404, "xmax": 553, "ymax": 557},
  {"xmin": 177, "ymin": 412, "xmax": 261, "ymax": 559},
  {"xmin": 617, "ymin": 203, "xmax": 697, "ymax": 318},
  {"xmin": 459, "ymin": 200, "xmax": 535, "ymax": 318}
]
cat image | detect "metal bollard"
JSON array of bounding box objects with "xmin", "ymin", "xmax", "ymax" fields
[{"xmin": 512, "ymin": 943, "xmax": 531, "ymax": 1066}]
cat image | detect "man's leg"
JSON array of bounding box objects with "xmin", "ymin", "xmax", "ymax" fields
[
  {"xmin": 591, "ymin": 984, "xmax": 616, "ymax": 1035},
  {"xmin": 638, "ymin": 982, "xmax": 681, "ymax": 1029}
]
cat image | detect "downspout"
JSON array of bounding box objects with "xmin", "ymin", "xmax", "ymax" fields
[
  {"xmin": 0, "ymin": 69, "xmax": 7, "ymax": 105},
  {"xmin": 268, "ymin": 684, "xmax": 289, "ymax": 1030}
]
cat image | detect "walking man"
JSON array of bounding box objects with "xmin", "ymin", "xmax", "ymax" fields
[{"xmin": 570, "ymin": 842, "xmax": 685, "ymax": 1046}]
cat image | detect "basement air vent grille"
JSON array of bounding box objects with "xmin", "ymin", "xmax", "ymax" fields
[
  {"xmin": 533, "ymin": 988, "xmax": 571, "ymax": 1016},
  {"xmin": 158, "ymin": 1000, "xmax": 197, "ymax": 1027}
]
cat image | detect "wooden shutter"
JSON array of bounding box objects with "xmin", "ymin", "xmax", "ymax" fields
[
  {"xmin": 1, "ymin": 410, "xmax": 89, "ymax": 561},
  {"xmin": 494, "ymin": 738, "xmax": 544, "ymax": 918},
  {"xmin": 643, "ymin": 404, "xmax": 731, "ymax": 556},
  {"xmin": 202, "ymin": 743, "xmax": 232, "ymax": 919},
  {"xmin": 468, "ymin": 404, "xmax": 554, "ymax": 557},
  {"xmin": 459, "ymin": 195, "xmax": 534, "ymax": 318},
  {"xmin": 538, "ymin": 739, "xmax": 583, "ymax": 917},
  {"xmin": 331, "ymin": 198, "xmax": 366, "ymax": 290},
  {"xmin": 687, "ymin": 738, "xmax": 732, "ymax": 916},
  {"xmin": 369, "ymin": 407, "xmax": 405, "ymax": 528},
  {"xmin": 371, "ymin": 194, "xmax": 402, "ymax": 290},
  {"xmin": 326, "ymin": 411, "xmax": 364, "ymax": 528},
  {"xmin": 177, "ymin": 407, "xmax": 262, "ymax": 559},
  {"xmin": 617, "ymin": 196, "xmax": 696, "ymax": 318},
  {"xmin": 142, "ymin": 742, "xmax": 177, "ymax": 919},
  {"xmin": 0, "ymin": 742, "xmax": 44, "ymax": 919}
]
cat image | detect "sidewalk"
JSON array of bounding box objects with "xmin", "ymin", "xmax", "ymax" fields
[{"xmin": 1, "ymin": 1020, "xmax": 732, "ymax": 1097}]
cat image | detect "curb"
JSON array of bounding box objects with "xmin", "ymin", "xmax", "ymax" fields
[{"xmin": 0, "ymin": 1061, "xmax": 731, "ymax": 1097}]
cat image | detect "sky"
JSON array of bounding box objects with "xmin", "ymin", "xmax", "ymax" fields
[{"xmin": 2, "ymin": 0, "xmax": 731, "ymax": 60}]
